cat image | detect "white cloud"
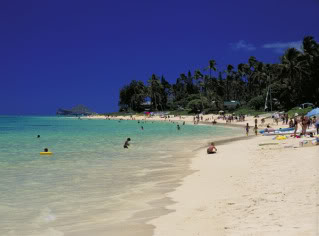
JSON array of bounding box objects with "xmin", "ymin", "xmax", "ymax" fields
[
  {"xmin": 230, "ymin": 40, "xmax": 256, "ymax": 51},
  {"xmin": 262, "ymin": 41, "xmax": 302, "ymax": 53}
]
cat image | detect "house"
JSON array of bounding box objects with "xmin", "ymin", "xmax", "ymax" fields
[
  {"xmin": 223, "ymin": 101, "xmax": 241, "ymax": 109},
  {"xmin": 140, "ymin": 101, "xmax": 151, "ymax": 111}
]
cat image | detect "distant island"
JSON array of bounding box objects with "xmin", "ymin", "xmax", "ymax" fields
[{"xmin": 56, "ymin": 104, "xmax": 96, "ymax": 116}]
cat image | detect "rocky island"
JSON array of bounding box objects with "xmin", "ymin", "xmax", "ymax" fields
[{"xmin": 56, "ymin": 104, "xmax": 96, "ymax": 116}]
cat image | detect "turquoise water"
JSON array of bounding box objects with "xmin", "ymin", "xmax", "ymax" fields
[{"xmin": 0, "ymin": 116, "xmax": 240, "ymax": 236}]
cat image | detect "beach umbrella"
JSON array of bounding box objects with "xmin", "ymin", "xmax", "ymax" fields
[{"xmin": 306, "ymin": 108, "xmax": 319, "ymax": 117}]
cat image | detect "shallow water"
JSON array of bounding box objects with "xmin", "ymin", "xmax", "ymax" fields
[{"xmin": 0, "ymin": 116, "xmax": 241, "ymax": 236}]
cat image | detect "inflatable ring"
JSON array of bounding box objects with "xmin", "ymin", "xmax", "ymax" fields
[{"xmin": 40, "ymin": 152, "xmax": 53, "ymax": 155}]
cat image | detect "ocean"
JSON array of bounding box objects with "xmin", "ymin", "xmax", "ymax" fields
[{"xmin": 0, "ymin": 116, "xmax": 241, "ymax": 236}]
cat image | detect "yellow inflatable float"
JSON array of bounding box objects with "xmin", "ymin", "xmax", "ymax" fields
[
  {"xmin": 40, "ymin": 152, "xmax": 53, "ymax": 155},
  {"xmin": 40, "ymin": 148, "xmax": 52, "ymax": 155},
  {"xmin": 275, "ymin": 135, "xmax": 287, "ymax": 140}
]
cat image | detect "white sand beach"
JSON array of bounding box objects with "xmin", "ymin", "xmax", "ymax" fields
[
  {"xmin": 80, "ymin": 113, "xmax": 319, "ymax": 235},
  {"xmin": 149, "ymin": 134, "xmax": 319, "ymax": 236},
  {"xmin": 83, "ymin": 113, "xmax": 287, "ymax": 129}
]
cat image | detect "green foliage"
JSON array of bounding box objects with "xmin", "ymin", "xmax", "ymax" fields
[
  {"xmin": 118, "ymin": 35, "xmax": 319, "ymax": 113},
  {"xmin": 187, "ymin": 99, "xmax": 203, "ymax": 113},
  {"xmin": 247, "ymin": 95, "xmax": 265, "ymax": 110},
  {"xmin": 169, "ymin": 109, "xmax": 193, "ymax": 115},
  {"xmin": 118, "ymin": 80, "xmax": 147, "ymax": 112},
  {"xmin": 287, "ymin": 107, "xmax": 313, "ymax": 118},
  {"xmin": 187, "ymin": 97, "xmax": 209, "ymax": 113},
  {"xmin": 233, "ymin": 106, "xmax": 266, "ymax": 116}
]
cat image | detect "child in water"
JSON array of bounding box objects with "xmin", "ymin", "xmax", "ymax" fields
[{"xmin": 123, "ymin": 138, "xmax": 131, "ymax": 148}]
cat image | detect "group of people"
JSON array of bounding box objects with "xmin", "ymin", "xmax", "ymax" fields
[
  {"xmin": 218, "ymin": 114, "xmax": 246, "ymax": 123},
  {"xmin": 293, "ymin": 115, "xmax": 318, "ymax": 136}
]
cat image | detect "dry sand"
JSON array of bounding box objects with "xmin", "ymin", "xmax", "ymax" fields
[
  {"xmin": 149, "ymin": 135, "xmax": 319, "ymax": 236},
  {"xmin": 83, "ymin": 113, "xmax": 281, "ymax": 129}
]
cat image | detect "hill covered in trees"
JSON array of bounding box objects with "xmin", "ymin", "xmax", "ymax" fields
[{"xmin": 118, "ymin": 36, "xmax": 319, "ymax": 113}]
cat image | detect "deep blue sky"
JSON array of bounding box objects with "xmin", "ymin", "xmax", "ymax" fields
[{"xmin": 1, "ymin": 0, "xmax": 318, "ymax": 115}]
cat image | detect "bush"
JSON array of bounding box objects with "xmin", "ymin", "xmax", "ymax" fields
[
  {"xmin": 187, "ymin": 98, "xmax": 209, "ymax": 113},
  {"xmin": 287, "ymin": 107, "xmax": 313, "ymax": 118},
  {"xmin": 233, "ymin": 106, "xmax": 266, "ymax": 116},
  {"xmin": 247, "ymin": 95, "xmax": 265, "ymax": 110}
]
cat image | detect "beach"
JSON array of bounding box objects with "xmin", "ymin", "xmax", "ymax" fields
[
  {"xmin": 1, "ymin": 115, "xmax": 318, "ymax": 235},
  {"xmin": 149, "ymin": 133, "xmax": 319, "ymax": 236},
  {"xmin": 78, "ymin": 114, "xmax": 319, "ymax": 235}
]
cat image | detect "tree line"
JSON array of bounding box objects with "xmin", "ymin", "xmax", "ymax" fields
[{"xmin": 118, "ymin": 36, "xmax": 319, "ymax": 113}]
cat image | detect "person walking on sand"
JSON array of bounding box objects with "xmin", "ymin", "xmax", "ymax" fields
[
  {"xmin": 207, "ymin": 142, "xmax": 217, "ymax": 154},
  {"xmin": 245, "ymin": 123, "xmax": 250, "ymax": 136},
  {"xmin": 253, "ymin": 124, "xmax": 258, "ymax": 136},
  {"xmin": 294, "ymin": 117, "xmax": 299, "ymax": 137},
  {"xmin": 301, "ymin": 116, "xmax": 307, "ymax": 135}
]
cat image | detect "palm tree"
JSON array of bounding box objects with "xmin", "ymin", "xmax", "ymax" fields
[
  {"xmin": 279, "ymin": 48, "xmax": 309, "ymax": 107},
  {"xmin": 148, "ymin": 74, "xmax": 163, "ymax": 111},
  {"xmin": 206, "ymin": 59, "xmax": 217, "ymax": 80},
  {"xmin": 194, "ymin": 69, "xmax": 204, "ymax": 111},
  {"xmin": 225, "ymin": 64, "xmax": 234, "ymax": 101}
]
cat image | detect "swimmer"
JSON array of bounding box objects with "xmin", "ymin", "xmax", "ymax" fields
[
  {"xmin": 207, "ymin": 142, "xmax": 217, "ymax": 154},
  {"xmin": 37, "ymin": 135, "xmax": 40, "ymax": 138},
  {"xmin": 44, "ymin": 148, "xmax": 49, "ymax": 152},
  {"xmin": 141, "ymin": 126, "xmax": 144, "ymax": 130},
  {"xmin": 123, "ymin": 138, "xmax": 131, "ymax": 148},
  {"xmin": 177, "ymin": 124, "xmax": 180, "ymax": 130}
]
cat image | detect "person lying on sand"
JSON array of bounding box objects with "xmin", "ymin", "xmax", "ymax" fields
[{"xmin": 207, "ymin": 142, "xmax": 217, "ymax": 154}]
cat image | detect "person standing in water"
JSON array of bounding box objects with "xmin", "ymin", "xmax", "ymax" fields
[
  {"xmin": 245, "ymin": 123, "xmax": 250, "ymax": 136},
  {"xmin": 123, "ymin": 138, "xmax": 131, "ymax": 148},
  {"xmin": 177, "ymin": 124, "xmax": 180, "ymax": 130}
]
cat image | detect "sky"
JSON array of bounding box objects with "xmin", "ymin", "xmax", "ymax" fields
[{"xmin": 0, "ymin": 0, "xmax": 318, "ymax": 115}]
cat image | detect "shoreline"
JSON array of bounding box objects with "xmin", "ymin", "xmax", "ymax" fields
[
  {"xmin": 148, "ymin": 131, "xmax": 319, "ymax": 235},
  {"xmin": 60, "ymin": 114, "xmax": 318, "ymax": 235}
]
